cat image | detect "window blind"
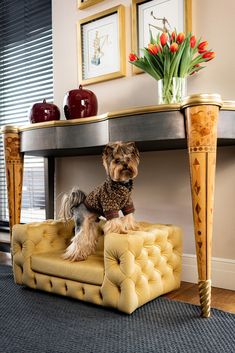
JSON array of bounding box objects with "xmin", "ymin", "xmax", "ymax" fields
[{"xmin": 0, "ymin": 0, "xmax": 53, "ymax": 226}]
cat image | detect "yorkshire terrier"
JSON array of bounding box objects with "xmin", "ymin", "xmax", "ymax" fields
[{"xmin": 60, "ymin": 141, "xmax": 140, "ymax": 261}]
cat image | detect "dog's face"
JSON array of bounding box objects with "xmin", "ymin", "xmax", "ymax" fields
[{"xmin": 102, "ymin": 141, "xmax": 140, "ymax": 182}]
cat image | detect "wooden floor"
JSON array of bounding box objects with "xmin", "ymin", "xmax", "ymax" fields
[
  {"xmin": 165, "ymin": 282, "xmax": 235, "ymax": 314},
  {"xmin": 1, "ymin": 251, "xmax": 235, "ymax": 314}
]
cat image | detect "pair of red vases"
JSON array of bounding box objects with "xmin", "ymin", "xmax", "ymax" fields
[{"xmin": 29, "ymin": 85, "xmax": 98, "ymax": 123}]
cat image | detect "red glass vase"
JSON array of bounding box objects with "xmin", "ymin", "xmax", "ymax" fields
[
  {"xmin": 29, "ymin": 99, "xmax": 60, "ymax": 123},
  {"xmin": 63, "ymin": 85, "xmax": 98, "ymax": 119}
]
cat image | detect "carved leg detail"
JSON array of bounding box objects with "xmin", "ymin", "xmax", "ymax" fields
[
  {"xmin": 198, "ymin": 280, "xmax": 211, "ymax": 318},
  {"xmin": 3, "ymin": 127, "xmax": 24, "ymax": 238},
  {"xmin": 185, "ymin": 104, "xmax": 220, "ymax": 318}
]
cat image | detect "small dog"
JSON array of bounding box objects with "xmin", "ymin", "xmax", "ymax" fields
[{"xmin": 60, "ymin": 141, "xmax": 140, "ymax": 261}]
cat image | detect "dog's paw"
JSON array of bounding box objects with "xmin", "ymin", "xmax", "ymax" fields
[
  {"xmin": 62, "ymin": 251, "xmax": 87, "ymax": 262},
  {"xmin": 103, "ymin": 220, "xmax": 128, "ymax": 234},
  {"xmin": 119, "ymin": 228, "xmax": 128, "ymax": 234},
  {"xmin": 62, "ymin": 245, "xmax": 83, "ymax": 262},
  {"xmin": 62, "ymin": 250, "xmax": 75, "ymax": 262},
  {"xmin": 127, "ymin": 222, "xmax": 140, "ymax": 231}
]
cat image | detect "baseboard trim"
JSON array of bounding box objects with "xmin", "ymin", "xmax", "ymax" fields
[{"xmin": 182, "ymin": 254, "xmax": 235, "ymax": 291}]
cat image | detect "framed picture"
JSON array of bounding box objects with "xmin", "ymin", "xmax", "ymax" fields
[
  {"xmin": 132, "ymin": 0, "xmax": 192, "ymax": 73},
  {"xmin": 78, "ymin": 5, "xmax": 126, "ymax": 85},
  {"xmin": 78, "ymin": 0, "xmax": 104, "ymax": 10}
]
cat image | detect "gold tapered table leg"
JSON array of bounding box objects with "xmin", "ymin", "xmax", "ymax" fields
[
  {"xmin": 2, "ymin": 126, "xmax": 24, "ymax": 238},
  {"xmin": 182, "ymin": 94, "xmax": 222, "ymax": 318}
]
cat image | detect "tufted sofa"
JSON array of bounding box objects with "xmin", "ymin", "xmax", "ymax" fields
[{"xmin": 12, "ymin": 220, "xmax": 182, "ymax": 314}]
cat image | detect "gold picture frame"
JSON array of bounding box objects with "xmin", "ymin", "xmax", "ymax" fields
[
  {"xmin": 78, "ymin": 0, "xmax": 104, "ymax": 10},
  {"xmin": 78, "ymin": 5, "xmax": 126, "ymax": 85},
  {"xmin": 132, "ymin": 0, "xmax": 192, "ymax": 74}
]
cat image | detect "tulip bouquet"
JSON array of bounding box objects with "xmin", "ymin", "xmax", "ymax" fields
[{"xmin": 129, "ymin": 30, "xmax": 215, "ymax": 104}]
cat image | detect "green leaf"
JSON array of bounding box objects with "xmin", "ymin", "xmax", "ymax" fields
[
  {"xmin": 129, "ymin": 58, "xmax": 159, "ymax": 80},
  {"xmin": 143, "ymin": 49, "xmax": 163, "ymax": 79},
  {"xmin": 149, "ymin": 29, "xmax": 154, "ymax": 44}
]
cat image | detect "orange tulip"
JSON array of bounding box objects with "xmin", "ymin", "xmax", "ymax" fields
[
  {"xmin": 160, "ymin": 32, "xmax": 168, "ymax": 46},
  {"xmin": 202, "ymin": 51, "xmax": 216, "ymax": 61},
  {"xmin": 190, "ymin": 35, "xmax": 196, "ymax": 48},
  {"xmin": 170, "ymin": 42, "xmax": 179, "ymax": 53},
  {"xmin": 176, "ymin": 32, "xmax": 185, "ymax": 44},
  {"xmin": 129, "ymin": 53, "xmax": 138, "ymax": 62},
  {"xmin": 148, "ymin": 43, "xmax": 158, "ymax": 55}
]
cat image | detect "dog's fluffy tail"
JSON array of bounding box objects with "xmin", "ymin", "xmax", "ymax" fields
[{"xmin": 59, "ymin": 187, "xmax": 86, "ymax": 221}]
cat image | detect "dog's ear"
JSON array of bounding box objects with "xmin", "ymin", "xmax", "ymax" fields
[
  {"xmin": 102, "ymin": 143, "xmax": 115, "ymax": 174},
  {"xmin": 102, "ymin": 143, "xmax": 114, "ymax": 159},
  {"xmin": 126, "ymin": 141, "xmax": 135, "ymax": 148},
  {"xmin": 126, "ymin": 141, "xmax": 140, "ymax": 162}
]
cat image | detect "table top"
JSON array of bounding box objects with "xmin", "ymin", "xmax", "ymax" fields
[{"xmin": 1, "ymin": 98, "xmax": 235, "ymax": 157}]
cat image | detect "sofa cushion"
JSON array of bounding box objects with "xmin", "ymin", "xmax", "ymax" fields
[{"xmin": 31, "ymin": 251, "xmax": 104, "ymax": 286}]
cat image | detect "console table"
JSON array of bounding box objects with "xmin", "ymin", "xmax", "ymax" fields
[{"xmin": 2, "ymin": 93, "xmax": 235, "ymax": 318}]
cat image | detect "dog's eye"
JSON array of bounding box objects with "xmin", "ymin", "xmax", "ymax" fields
[{"xmin": 115, "ymin": 159, "xmax": 120, "ymax": 163}]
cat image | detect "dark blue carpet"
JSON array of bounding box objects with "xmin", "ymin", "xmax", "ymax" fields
[{"xmin": 0, "ymin": 265, "xmax": 234, "ymax": 353}]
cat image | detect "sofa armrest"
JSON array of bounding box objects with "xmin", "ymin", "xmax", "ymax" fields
[
  {"xmin": 12, "ymin": 219, "xmax": 74, "ymax": 286},
  {"xmin": 101, "ymin": 222, "xmax": 182, "ymax": 314}
]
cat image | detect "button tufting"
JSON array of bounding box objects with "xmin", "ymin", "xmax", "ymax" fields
[{"xmin": 11, "ymin": 220, "xmax": 182, "ymax": 314}]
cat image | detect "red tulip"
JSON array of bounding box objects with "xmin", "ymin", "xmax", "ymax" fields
[
  {"xmin": 148, "ymin": 43, "xmax": 158, "ymax": 55},
  {"xmin": 160, "ymin": 32, "xmax": 168, "ymax": 46},
  {"xmin": 176, "ymin": 32, "xmax": 185, "ymax": 44},
  {"xmin": 171, "ymin": 32, "xmax": 176, "ymax": 41},
  {"xmin": 129, "ymin": 53, "xmax": 138, "ymax": 62},
  {"xmin": 198, "ymin": 41, "xmax": 208, "ymax": 53},
  {"xmin": 199, "ymin": 49, "xmax": 207, "ymax": 54},
  {"xmin": 202, "ymin": 51, "xmax": 216, "ymax": 61},
  {"xmin": 190, "ymin": 35, "xmax": 196, "ymax": 48},
  {"xmin": 170, "ymin": 42, "xmax": 179, "ymax": 53}
]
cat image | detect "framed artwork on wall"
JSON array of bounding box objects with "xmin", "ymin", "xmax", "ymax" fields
[
  {"xmin": 78, "ymin": 5, "xmax": 126, "ymax": 85},
  {"xmin": 132, "ymin": 0, "xmax": 192, "ymax": 73},
  {"xmin": 78, "ymin": 0, "xmax": 105, "ymax": 10}
]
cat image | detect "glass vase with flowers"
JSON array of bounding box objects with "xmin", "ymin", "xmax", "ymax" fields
[{"xmin": 129, "ymin": 31, "xmax": 215, "ymax": 104}]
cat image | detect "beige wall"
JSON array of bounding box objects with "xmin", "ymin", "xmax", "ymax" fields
[{"xmin": 52, "ymin": 0, "xmax": 235, "ymax": 259}]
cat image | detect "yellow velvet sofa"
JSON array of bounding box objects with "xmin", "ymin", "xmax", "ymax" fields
[{"xmin": 12, "ymin": 220, "xmax": 182, "ymax": 314}]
